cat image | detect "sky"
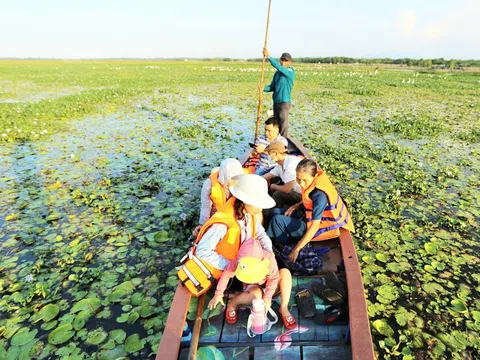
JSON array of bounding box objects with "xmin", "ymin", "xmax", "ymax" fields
[{"xmin": 1, "ymin": 0, "xmax": 479, "ymax": 60}]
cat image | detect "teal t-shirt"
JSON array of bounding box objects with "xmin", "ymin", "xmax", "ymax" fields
[{"xmin": 263, "ymin": 57, "xmax": 295, "ymax": 104}]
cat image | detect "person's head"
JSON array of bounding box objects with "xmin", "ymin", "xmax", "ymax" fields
[
  {"xmin": 280, "ymin": 52, "xmax": 292, "ymax": 67},
  {"xmin": 264, "ymin": 141, "xmax": 288, "ymax": 163},
  {"xmin": 295, "ymin": 159, "xmax": 319, "ymax": 191},
  {"xmin": 218, "ymin": 158, "xmax": 244, "ymax": 187},
  {"xmin": 264, "ymin": 117, "xmax": 280, "ymax": 142},
  {"xmin": 229, "ymin": 174, "xmax": 275, "ymax": 219}
]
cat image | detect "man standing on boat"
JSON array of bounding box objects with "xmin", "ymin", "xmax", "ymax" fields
[{"xmin": 263, "ymin": 48, "xmax": 295, "ymax": 137}]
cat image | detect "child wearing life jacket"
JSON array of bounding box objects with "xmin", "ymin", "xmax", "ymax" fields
[{"xmin": 208, "ymin": 237, "xmax": 297, "ymax": 330}]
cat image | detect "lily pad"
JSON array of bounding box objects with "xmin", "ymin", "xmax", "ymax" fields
[
  {"xmin": 38, "ymin": 304, "xmax": 60, "ymax": 322},
  {"xmin": 108, "ymin": 329, "xmax": 127, "ymax": 344},
  {"xmin": 70, "ymin": 297, "xmax": 101, "ymax": 314},
  {"xmin": 450, "ymin": 299, "xmax": 468, "ymax": 313},
  {"xmin": 424, "ymin": 242, "xmax": 439, "ymax": 255},
  {"xmin": 96, "ymin": 346, "xmax": 128, "ymax": 360},
  {"xmin": 125, "ymin": 333, "xmax": 144, "ymax": 353},
  {"xmin": 375, "ymin": 253, "xmax": 388, "ymax": 263},
  {"xmin": 85, "ymin": 327, "xmax": 108, "ymax": 345},
  {"xmin": 139, "ymin": 305, "xmax": 156, "ymax": 318},
  {"xmin": 372, "ymin": 319, "xmax": 394, "ymax": 337},
  {"xmin": 10, "ymin": 329, "xmax": 38, "ymax": 346},
  {"xmin": 48, "ymin": 323, "xmax": 75, "ymax": 345},
  {"xmin": 153, "ymin": 231, "xmax": 170, "ymax": 243}
]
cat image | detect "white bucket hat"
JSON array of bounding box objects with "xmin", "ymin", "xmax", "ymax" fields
[{"xmin": 229, "ymin": 174, "xmax": 275, "ymax": 209}]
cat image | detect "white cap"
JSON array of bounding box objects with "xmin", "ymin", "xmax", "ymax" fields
[{"xmin": 229, "ymin": 174, "xmax": 275, "ymax": 209}]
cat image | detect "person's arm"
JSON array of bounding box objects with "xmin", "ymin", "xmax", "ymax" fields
[
  {"xmin": 263, "ymin": 165, "xmax": 280, "ymax": 181},
  {"xmin": 199, "ymin": 178, "xmax": 213, "ymax": 225},
  {"xmin": 270, "ymin": 180, "xmax": 296, "ymax": 194},
  {"xmin": 208, "ymin": 259, "xmax": 236, "ymax": 310},
  {"xmin": 267, "ymin": 57, "xmax": 295, "ymax": 80},
  {"xmin": 254, "ymin": 216, "xmax": 273, "ymax": 252},
  {"xmin": 264, "ymin": 77, "xmax": 275, "ymax": 92},
  {"xmin": 288, "ymin": 191, "xmax": 328, "ymax": 262},
  {"xmin": 195, "ymin": 224, "xmax": 230, "ymax": 270},
  {"xmin": 214, "ymin": 259, "xmax": 237, "ymax": 297}
]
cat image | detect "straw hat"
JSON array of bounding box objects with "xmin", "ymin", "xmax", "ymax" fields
[{"xmin": 229, "ymin": 174, "xmax": 275, "ymax": 209}]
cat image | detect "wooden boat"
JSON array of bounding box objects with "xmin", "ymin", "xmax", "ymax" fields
[{"xmin": 156, "ymin": 137, "xmax": 374, "ymax": 360}]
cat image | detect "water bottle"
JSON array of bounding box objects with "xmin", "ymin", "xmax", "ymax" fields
[{"xmin": 247, "ymin": 298, "xmax": 278, "ymax": 337}]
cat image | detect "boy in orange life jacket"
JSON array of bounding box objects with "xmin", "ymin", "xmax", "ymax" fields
[
  {"xmin": 208, "ymin": 237, "xmax": 297, "ymax": 330},
  {"xmin": 192, "ymin": 158, "xmax": 244, "ymax": 237},
  {"xmin": 267, "ymin": 159, "xmax": 354, "ymax": 263},
  {"xmin": 195, "ymin": 174, "xmax": 276, "ymax": 274}
]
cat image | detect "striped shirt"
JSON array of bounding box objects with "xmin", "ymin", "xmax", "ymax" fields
[{"xmin": 255, "ymin": 134, "xmax": 288, "ymax": 170}]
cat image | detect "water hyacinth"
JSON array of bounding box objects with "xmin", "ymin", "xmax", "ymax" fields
[{"xmin": 0, "ymin": 60, "xmax": 479, "ymax": 359}]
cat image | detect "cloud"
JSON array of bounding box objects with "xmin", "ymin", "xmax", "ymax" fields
[{"xmin": 396, "ymin": 9, "xmax": 417, "ymax": 35}]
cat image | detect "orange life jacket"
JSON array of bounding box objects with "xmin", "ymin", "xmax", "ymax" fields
[
  {"xmin": 302, "ymin": 170, "xmax": 354, "ymax": 241},
  {"xmin": 196, "ymin": 197, "xmax": 255, "ymax": 265},
  {"xmin": 209, "ymin": 170, "xmax": 227, "ymax": 211}
]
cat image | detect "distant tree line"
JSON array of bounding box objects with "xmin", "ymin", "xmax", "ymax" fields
[{"xmin": 246, "ymin": 57, "xmax": 480, "ymax": 68}]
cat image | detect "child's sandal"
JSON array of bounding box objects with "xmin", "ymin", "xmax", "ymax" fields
[
  {"xmin": 225, "ymin": 309, "xmax": 238, "ymax": 324},
  {"xmin": 282, "ymin": 314, "xmax": 297, "ymax": 330}
]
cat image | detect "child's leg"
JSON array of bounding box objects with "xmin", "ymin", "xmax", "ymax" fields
[
  {"xmin": 227, "ymin": 285, "xmax": 263, "ymax": 311},
  {"xmin": 277, "ymin": 268, "xmax": 293, "ymax": 317}
]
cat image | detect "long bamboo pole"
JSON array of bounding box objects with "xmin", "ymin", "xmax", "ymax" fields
[
  {"xmin": 188, "ymin": 294, "xmax": 206, "ymax": 360},
  {"xmin": 254, "ymin": 0, "xmax": 273, "ymax": 142}
]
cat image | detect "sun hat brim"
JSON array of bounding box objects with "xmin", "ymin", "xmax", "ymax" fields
[
  {"xmin": 235, "ymin": 266, "xmax": 269, "ymax": 284},
  {"xmin": 230, "ymin": 188, "xmax": 276, "ymax": 209}
]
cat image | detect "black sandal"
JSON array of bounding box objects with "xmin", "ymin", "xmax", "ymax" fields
[
  {"xmin": 294, "ymin": 289, "xmax": 316, "ymax": 318},
  {"xmin": 325, "ymin": 305, "xmax": 347, "ymax": 324},
  {"xmin": 325, "ymin": 271, "xmax": 347, "ymax": 299},
  {"xmin": 311, "ymin": 281, "xmax": 344, "ymax": 305}
]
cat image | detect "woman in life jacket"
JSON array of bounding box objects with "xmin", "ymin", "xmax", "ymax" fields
[
  {"xmin": 192, "ymin": 158, "xmax": 244, "ymax": 236},
  {"xmin": 267, "ymin": 159, "xmax": 354, "ymax": 263},
  {"xmin": 195, "ymin": 174, "xmax": 276, "ymax": 278}
]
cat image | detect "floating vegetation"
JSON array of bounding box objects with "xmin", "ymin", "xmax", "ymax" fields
[{"xmin": 0, "ymin": 60, "xmax": 479, "ymax": 359}]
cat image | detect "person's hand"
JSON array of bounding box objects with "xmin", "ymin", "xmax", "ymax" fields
[
  {"xmin": 284, "ymin": 204, "xmax": 299, "ymax": 217},
  {"xmin": 288, "ymin": 248, "xmax": 300, "ymax": 263},
  {"xmin": 208, "ymin": 294, "xmax": 225, "ymax": 310},
  {"xmin": 263, "ymin": 48, "xmax": 269, "ymax": 58},
  {"xmin": 192, "ymin": 225, "xmax": 202, "ymax": 237},
  {"xmin": 263, "ymin": 298, "xmax": 272, "ymax": 313},
  {"xmin": 270, "ymin": 183, "xmax": 278, "ymax": 192},
  {"xmin": 255, "ymin": 144, "xmax": 266, "ymax": 153}
]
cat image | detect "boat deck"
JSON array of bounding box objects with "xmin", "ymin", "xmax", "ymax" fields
[{"xmin": 178, "ymin": 276, "xmax": 351, "ymax": 360}]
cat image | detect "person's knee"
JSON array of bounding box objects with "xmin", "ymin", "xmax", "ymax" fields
[
  {"xmin": 279, "ymin": 268, "xmax": 292, "ymax": 281},
  {"xmin": 247, "ymin": 286, "xmax": 263, "ymax": 298}
]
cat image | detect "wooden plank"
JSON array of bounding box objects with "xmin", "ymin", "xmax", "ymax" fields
[
  {"xmin": 328, "ymin": 324, "xmax": 347, "ymax": 342},
  {"xmin": 238, "ymin": 307, "xmax": 261, "ymax": 344},
  {"xmin": 198, "ymin": 297, "xmax": 225, "ymax": 344},
  {"xmin": 303, "ymin": 345, "xmax": 352, "ymax": 360},
  {"xmin": 339, "ymin": 229, "xmax": 375, "ymax": 360},
  {"xmin": 179, "ymin": 346, "xmax": 250, "ymax": 360},
  {"xmin": 156, "ymin": 284, "xmax": 192, "ymax": 360},
  {"xmin": 254, "ymin": 345, "xmax": 301, "ymax": 359}
]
